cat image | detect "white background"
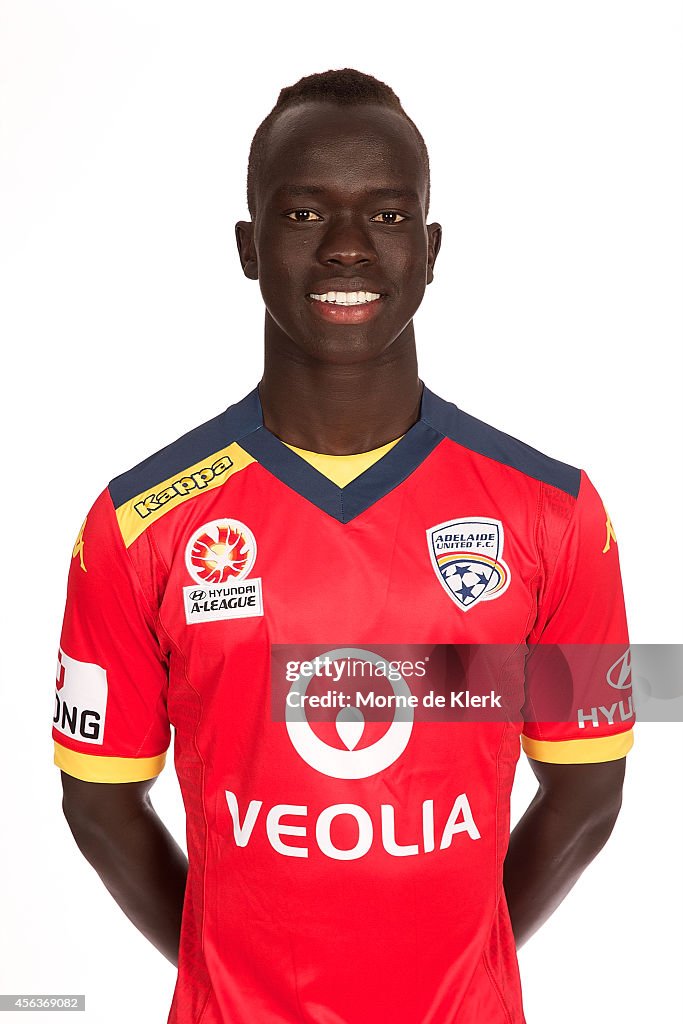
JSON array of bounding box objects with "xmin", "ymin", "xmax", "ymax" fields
[{"xmin": 1, "ymin": 1, "xmax": 682, "ymax": 1021}]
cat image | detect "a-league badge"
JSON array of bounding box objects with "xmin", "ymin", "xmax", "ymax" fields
[
  {"xmin": 427, "ymin": 517, "xmax": 511, "ymax": 612},
  {"xmin": 182, "ymin": 518, "xmax": 263, "ymax": 624}
]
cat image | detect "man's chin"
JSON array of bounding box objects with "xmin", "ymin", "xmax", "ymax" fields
[
  {"xmin": 263, "ymin": 308, "xmax": 413, "ymax": 365},
  {"xmin": 300, "ymin": 333, "xmax": 399, "ymax": 366}
]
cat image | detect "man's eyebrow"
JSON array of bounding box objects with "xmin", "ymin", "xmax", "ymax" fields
[
  {"xmin": 277, "ymin": 185, "xmax": 327, "ymax": 197},
  {"xmin": 366, "ymin": 187, "xmax": 420, "ymax": 202}
]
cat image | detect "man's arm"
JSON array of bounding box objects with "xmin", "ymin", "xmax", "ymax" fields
[
  {"xmin": 502, "ymin": 757, "xmax": 626, "ymax": 949},
  {"xmin": 60, "ymin": 771, "xmax": 188, "ymax": 967}
]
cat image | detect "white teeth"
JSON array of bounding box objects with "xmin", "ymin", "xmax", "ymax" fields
[{"xmin": 309, "ymin": 290, "xmax": 382, "ymax": 305}]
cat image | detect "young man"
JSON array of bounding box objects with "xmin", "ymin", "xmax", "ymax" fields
[{"xmin": 54, "ymin": 69, "xmax": 634, "ymax": 1024}]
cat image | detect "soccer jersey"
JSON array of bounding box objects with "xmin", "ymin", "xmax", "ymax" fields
[{"xmin": 53, "ymin": 382, "xmax": 634, "ymax": 1024}]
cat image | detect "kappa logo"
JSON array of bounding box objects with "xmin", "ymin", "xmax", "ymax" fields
[
  {"xmin": 285, "ymin": 648, "xmax": 414, "ymax": 779},
  {"xmin": 603, "ymin": 509, "xmax": 617, "ymax": 554},
  {"xmin": 72, "ymin": 517, "xmax": 87, "ymax": 573},
  {"xmin": 134, "ymin": 455, "xmax": 234, "ymax": 519},
  {"xmin": 183, "ymin": 518, "xmax": 263, "ymax": 624},
  {"xmin": 427, "ymin": 517, "xmax": 511, "ymax": 612}
]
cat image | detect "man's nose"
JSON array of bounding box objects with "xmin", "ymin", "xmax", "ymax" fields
[{"xmin": 316, "ymin": 218, "xmax": 378, "ymax": 267}]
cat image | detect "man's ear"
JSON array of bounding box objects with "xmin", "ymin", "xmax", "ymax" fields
[
  {"xmin": 426, "ymin": 222, "xmax": 442, "ymax": 285},
  {"xmin": 235, "ymin": 221, "xmax": 258, "ymax": 280}
]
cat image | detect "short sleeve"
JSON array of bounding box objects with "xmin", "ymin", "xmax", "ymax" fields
[
  {"xmin": 521, "ymin": 471, "xmax": 634, "ymax": 764},
  {"xmin": 53, "ymin": 486, "xmax": 171, "ymax": 782}
]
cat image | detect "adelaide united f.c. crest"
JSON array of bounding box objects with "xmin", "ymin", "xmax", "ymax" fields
[{"xmin": 427, "ymin": 517, "xmax": 511, "ymax": 612}]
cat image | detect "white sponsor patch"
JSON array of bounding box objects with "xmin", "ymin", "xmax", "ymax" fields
[
  {"xmin": 183, "ymin": 580, "xmax": 264, "ymax": 624},
  {"xmin": 54, "ymin": 647, "xmax": 108, "ymax": 744}
]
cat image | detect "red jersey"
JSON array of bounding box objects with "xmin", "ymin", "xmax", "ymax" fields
[{"xmin": 53, "ymin": 382, "xmax": 634, "ymax": 1024}]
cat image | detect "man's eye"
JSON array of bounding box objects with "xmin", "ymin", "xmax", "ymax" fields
[
  {"xmin": 286, "ymin": 210, "xmax": 322, "ymax": 222},
  {"xmin": 370, "ymin": 211, "xmax": 407, "ymax": 225}
]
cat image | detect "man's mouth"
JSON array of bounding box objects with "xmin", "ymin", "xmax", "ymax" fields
[
  {"xmin": 307, "ymin": 290, "xmax": 382, "ymax": 306},
  {"xmin": 305, "ymin": 289, "xmax": 386, "ymax": 324}
]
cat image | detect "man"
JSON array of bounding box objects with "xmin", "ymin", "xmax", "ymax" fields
[{"xmin": 54, "ymin": 69, "xmax": 634, "ymax": 1023}]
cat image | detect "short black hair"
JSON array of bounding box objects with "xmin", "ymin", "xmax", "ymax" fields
[{"xmin": 246, "ymin": 68, "xmax": 430, "ymax": 218}]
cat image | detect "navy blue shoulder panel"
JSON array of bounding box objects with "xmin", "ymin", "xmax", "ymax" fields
[
  {"xmin": 421, "ymin": 387, "xmax": 581, "ymax": 498},
  {"xmin": 107, "ymin": 381, "xmax": 581, "ymax": 516},
  {"xmin": 108, "ymin": 388, "xmax": 261, "ymax": 509}
]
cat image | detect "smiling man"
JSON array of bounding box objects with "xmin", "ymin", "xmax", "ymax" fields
[{"xmin": 54, "ymin": 70, "xmax": 634, "ymax": 1024}]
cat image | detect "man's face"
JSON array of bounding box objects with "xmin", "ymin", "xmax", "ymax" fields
[{"xmin": 236, "ymin": 101, "xmax": 441, "ymax": 364}]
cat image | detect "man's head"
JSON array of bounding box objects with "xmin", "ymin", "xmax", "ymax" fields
[
  {"xmin": 236, "ymin": 68, "xmax": 441, "ymax": 366},
  {"xmin": 246, "ymin": 69, "xmax": 431, "ymax": 220}
]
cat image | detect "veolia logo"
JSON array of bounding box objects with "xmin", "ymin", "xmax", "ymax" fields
[
  {"xmin": 285, "ymin": 647, "xmax": 414, "ymax": 779},
  {"xmin": 223, "ymin": 648, "xmax": 482, "ymax": 859}
]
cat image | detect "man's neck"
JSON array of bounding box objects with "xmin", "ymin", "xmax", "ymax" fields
[{"xmin": 258, "ymin": 330, "xmax": 423, "ymax": 455}]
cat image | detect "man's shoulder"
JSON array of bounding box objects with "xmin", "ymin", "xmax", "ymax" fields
[
  {"xmin": 107, "ymin": 387, "xmax": 261, "ymax": 511},
  {"xmin": 423, "ymin": 386, "xmax": 582, "ymax": 499}
]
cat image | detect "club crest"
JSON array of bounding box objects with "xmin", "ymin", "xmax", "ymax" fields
[{"xmin": 427, "ymin": 517, "xmax": 511, "ymax": 612}]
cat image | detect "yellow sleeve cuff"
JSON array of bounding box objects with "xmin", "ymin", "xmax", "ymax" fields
[
  {"xmin": 521, "ymin": 730, "xmax": 634, "ymax": 764},
  {"xmin": 54, "ymin": 740, "xmax": 167, "ymax": 782}
]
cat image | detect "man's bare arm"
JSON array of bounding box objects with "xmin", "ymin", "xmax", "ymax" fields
[
  {"xmin": 503, "ymin": 757, "xmax": 626, "ymax": 949},
  {"xmin": 60, "ymin": 771, "xmax": 188, "ymax": 967}
]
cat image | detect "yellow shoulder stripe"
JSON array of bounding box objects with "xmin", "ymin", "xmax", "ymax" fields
[
  {"xmin": 54, "ymin": 741, "xmax": 167, "ymax": 782},
  {"xmin": 521, "ymin": 730, "xmax": 634, "ymax": 764},
  {"xmin": 116, "ymin": 442, "xmax": 256, "ymax": 547}
]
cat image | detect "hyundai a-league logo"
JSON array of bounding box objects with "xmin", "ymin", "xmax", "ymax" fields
[
  {"xmin": 427, "ymin": 517, "xmax": 511, "ymax": 612},
  {"xmin": 185, "ymin": 518, "xmax": 256, "ymax": 585},
  {"xmin": 606, "ymin": 648, "xmax": 632, "ymax": 690}
]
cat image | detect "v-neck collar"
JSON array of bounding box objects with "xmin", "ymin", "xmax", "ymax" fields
[{"xmin": 233, "ymin": 380, "xmax": 445, "ymax": 524}]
